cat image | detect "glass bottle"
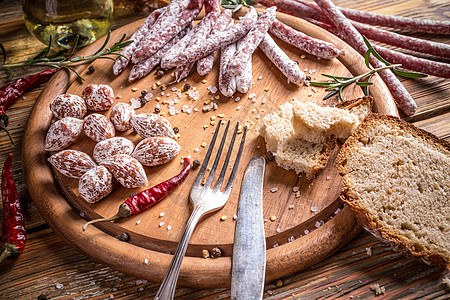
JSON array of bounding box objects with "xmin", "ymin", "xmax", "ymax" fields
[{"xmin": 23, "ymin": 0, "xmax": 114, "ymax": 49}]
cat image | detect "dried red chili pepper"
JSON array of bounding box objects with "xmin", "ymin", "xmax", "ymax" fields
[
  {"xmin": 82, "ymin": 158, "xmax": 191, "ymax": 230},
  {"xmin": 0, "ymin": 154, "xmax": 26, "ymax": 263},
  {"xmin": 0, "ymin": 69, "xmax": 57, "ymax": 145}
]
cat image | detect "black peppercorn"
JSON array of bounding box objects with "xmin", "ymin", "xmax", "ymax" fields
[
  {"xmin": 154, "ymin": 106, "xmax": 161, "ymax": 113},
  {"xmin": 37, "ymin": 295, "xmax": 47, "ymax": 300},
  {"xmin": 305, "ymin": 75, "xmax": 311, "ymax": 81},
  {"xmin": 88, "ymin": 66, "xmax": 95, "ymax": 73},
  {"xmin": 141, "ymin": 90, "xmax": 148, "ymax": 97},
  {"xmin": 211, "ymin": 247, "xmax": 222, "ymax": 258},
  {"xmin": 118, "ymin": 232, "xmax": 130, "ymax": 242},
  {"xmin": 192, "ymin": 160, "xmax": 201, "ymax": 170},
  {"xmin": 182, "ymin": 83, "xmax": 191, "ymax": 91},
  {"xmin": 173, "ymin": 127, "xmax": 179, "ymax": 134}
]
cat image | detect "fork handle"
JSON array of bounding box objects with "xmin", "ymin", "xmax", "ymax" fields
[{"xmin": 154, "ymin": 206, "xmax": 204, "ymax": 300}]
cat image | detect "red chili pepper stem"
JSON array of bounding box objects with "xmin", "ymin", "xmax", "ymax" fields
[
  {"xmin": 0, "ymin": 243, "xmax": 21, "ymax": 262},
  {"xmin": 0, "ymin": 112, "xmax": 14, "ymax": 146},
  {"xmin": 82, "ymin": 158, "xmax": 191, "ymax": 231}
]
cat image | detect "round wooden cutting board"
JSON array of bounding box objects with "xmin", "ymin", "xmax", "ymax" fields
[{"xmin": 23, "ymin": 9, "xmax": 398, "ymax": 289}]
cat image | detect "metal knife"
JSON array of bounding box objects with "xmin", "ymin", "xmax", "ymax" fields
[{"xmin": 231, "ymin": 156, "xmax": 266, "ymax": 300}]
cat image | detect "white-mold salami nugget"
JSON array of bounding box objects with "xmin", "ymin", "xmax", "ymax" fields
[
  {"xmin": 132, "ymin": 137, "xmax": 181, "ymax": 167},
  {"xmin": 131, "ymin": 113, "xmax": 177, "ymax": 140},
  {"xmin": 50, "ymin": 94, "xmax": 87, "ymax": 120},
  {"xmin": 78, "ymin": 166, "xmax": 113, "ymax": 203},
  {"xmin": 84, "ymin": 113, "xmax": 115, "ymax": 142},
  {"xmin": 101, "ymin": 154, "xmax": 148, "ymax": 188},
  {"xmin": 93, "ymin": 137, "xmax": 135, "ymax": 163},
  {"xmin": 82, "ymin": 84, "xmax": 115, "ymax": 111},
  {"xmin": 48, "ymin": 150, "xmax": 96, "ymax": 179},
  {"xmin": 45, "ymin": 117, "xmax": 83, "ymax": 151},
  {"xmin": 109, "ymin": 103, "xmax": 136, "ymax": 131}
]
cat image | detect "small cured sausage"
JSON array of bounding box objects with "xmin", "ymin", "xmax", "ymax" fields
[
  {"xmin": 131, "ymin": 113, "xmax": 177, "ymax": 140},
  {"xmin": 48, "ymin": 150, "xmax": 96, "ymax": 179},
  {"xmin": 82, "ymin": 84, "xmax": 115, "ymax": 111},
  {"xmin": 270, "ymin": 19, "xmax": 341, "ymax": 60},
  {"xmin": 83, "ymin": 113, "xmax": 115, "ymax": 142},
  {"xmin": 196, "ymin": 9, "xmax": 233, "ymax": 76},
  {"xmin": 132, "ymin": 137, "xmax": 181, "ymax": 167},
  {"xmin": 313, "ymin": 0, "xmax": 417, "ymax": 115},
  {"xmin": 50, "ymin": 94, "xmax": 87, "ymax": 120},
  {"xmin": 171, "ymin": 6, "xmax": 258, "ymax": 67},
  {"xmin": 78, "ymin": 166, "xmax": 113, "ymax": 203},
  {"xmin": 227, "ymin": 7, "xmax": 277, "ymax": 76},
  {"xmin": 258, "ymin": 34, "xmax": 306, "ymax": 84},
  {"xmin": 93, "ymin": 137, "xmax": 135, "ymax": 163},
  {"xmin": 45, "ymin": 117, "xmax": 83, "ymax": 151},
  {"xmin": 235, "ymin": 39, "xmax": 253, "ymax": 93},
  {"xmin": 219, "ymin": 40, "xmax": 237, "ymax": 97},
  {"xmin": 161, "ymin": 11, "xmax": 220, "ymax": 69},
  {"xmin": 109, "ymin": 102, "xmax": 136, "ymax": 131},
  {"xmin": 129, "ymin": 25, "xmax": 191, "ymax": 82},
  {"xmin": 101, "ymin": 154, "xmax": 148, "ymax": 188},
  {"xmin": 132, "ymin": 1, "xmax": 202, "ymax": 64},
  {"xmin": 112, "ymin": 7, "xmax": 166, "ymax": 75}
]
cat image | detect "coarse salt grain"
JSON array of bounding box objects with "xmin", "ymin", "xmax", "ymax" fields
[
  {"xmin": 270, "ymin": 187, "xmax": 278, "ymax": 193},
  {"xmin": 159, "ymin": 222, "xmax": 165, "ymax": 227},
  {"xmin": 304, "ymin": 229, "xmax": 309, "ymax": 235},
  {"xmin": 234, "ymin": 96, "xmax": 241, "ymax": 102},
  {"xmin": 249, "ymin": 93, "xmax": 256, "ymax": 99},
  {"xmin": 167, "ymin": 225, "xmax": 172, "ymax": 231},
  {"xmin": 311, "ymin": 206, "xmax": 319, "ymax": 213},
  {"xmin": 261, "ymin": 98, "xmax": 266, "ymax": 104},
  {"xmin": 159, "ymin": 212, "xmax": 165, "ymax": 217},
  {"xmin": 136, "ymin": 220, "xmax": 141, "ymax": 225},
  {"xmin": 130, "ymin": 98, "xmax": 142, "ymax": 109},
  {"xmin": 292, "ymin": 186, "xmax": 299, "ymax": 192},
  {"xmin": 276, "ymin": 228, "xmax": 281, "ymax": 233},
  {"xmin": 56, "ymin": 283, "xmax": 64, "ymax": 289},
  {"xmin": 288, "ymin": 236, "xmax": 295, "ymax": 243},
  {"xmin": 258, "ymin": 75, "xmax": 263, "ymax": 80}
]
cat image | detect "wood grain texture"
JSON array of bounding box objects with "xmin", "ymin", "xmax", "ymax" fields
[
  {"xmin": 0, "ymin": 0, "xmax": 449, "ymax": 298},
  {"xmin": 22, "ymin": 8, "xmax": 399, "ymax": 288}
]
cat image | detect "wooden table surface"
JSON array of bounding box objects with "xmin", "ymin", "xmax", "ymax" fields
[{"xmin": 0, "ymin": 0, "xmax": 449, "ymax": 299}]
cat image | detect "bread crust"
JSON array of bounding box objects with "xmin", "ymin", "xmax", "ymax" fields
[{"xmin": 336, "ymin": 113, "xmax": 450, "ymax": 269}]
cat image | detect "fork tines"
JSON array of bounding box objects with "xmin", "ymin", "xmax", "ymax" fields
[{"xmin": 193, "ymin": 120, "xmax": 247, "ymax": 193}]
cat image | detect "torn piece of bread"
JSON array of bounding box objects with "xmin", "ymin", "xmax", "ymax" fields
[
  {"xmin": 260, "ymin": 96, "xmax": 373, "ymax": 179},
  {"xmin": 336, "ymin": 114, "xmax": 450, "ymax": 268},
  {"xmin": 291, "ymin": 100, "xmax": 359, "ymax": 143}
]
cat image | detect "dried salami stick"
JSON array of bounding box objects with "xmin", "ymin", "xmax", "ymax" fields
[
  {"xmin": 235, "ymin": 39, "xmax": 253, "ymax": 93},
  {"xmin": 287, "ymin": 0, "xmax": 450, "ymax": 35},
  {"xmin": 128, "ymin": 25, "xmax": 192, "ymax": 82},
  {"xmin": 172, "ymin": 6, "xmax": 258, "ymax": 67},
  {"xmin": 175, "ymin": 61, "xmax": 196, "ymax": 82},
  {"xmin": 161, "ymin": 10, "xmax": 220, "ymax": 69},
  {"xmin": 259, "ymin": 33, "xmax": 306, "ymax": 84},
  {"xmin": 205, "ymin": 0, "xmax": 220, "ymax": 14},
  {"xmin": 196, "ymin": 9, "xmax": 233, "ymax": 76},
  {"xmin": 113, "ymin": 7, "xmax": 167, "ymax": 75},
  {"xmin": 314, "ymin": 0, "xmax": 417, "ymax": 115},
  {"xmin": 219, "ymin": 42, "xmax": 237, "ymax": 97},
  {"xmin": 132, "ymin": 1, "xmax": 202, "ymax": 64},
  {"xmin": 227, "ymin": 7, "xmax": 277, "ymax": 76},
  {"xmin": 372, "ymin": 45, "xmax": 450, "ymax": 78},
  {"xmin": 266, "ymin": 1, "xmax": 450, "ymax": 59},
  {"xmin": 270, "ymin": 19, "xmax": 340, "ymax": 59}
]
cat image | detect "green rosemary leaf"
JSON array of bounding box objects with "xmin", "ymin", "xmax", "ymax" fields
[
  {"xmin": 363, "ymin": 36, "xmax": 391, "ymax": 66},
  {"xmin": 392, "ymin": 68, "xmax": 428, "ymax": 78},
  {"xmin": 364, "ymin": 50, "xmax": 372, "ymax": 69},
  {"xmin": 310, "ymin": 81, "xmax": 334, "ymax": 87},
  {"xmin": 64, "ymin": 65, "xmax": 84, "ymax": 81},
  {"xmin": 67, "ymin": 35, "xmax": 80, "ymax": 58},
  {"xmin": 93, "ymin": 30, "xmax": 111, "ymax": 56},
  {"xmin": 355, "ymin": 81, "xmax": 373, "ymax": 87},
  {"xmin": 323, "ymin": 88, "xmax": 340, "ymax": 100},
  {"xmin": 364, "ymin": 73, "xmax": 374, "ymax": 96}
]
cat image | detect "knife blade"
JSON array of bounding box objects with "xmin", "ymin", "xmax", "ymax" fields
[{"xmin": 231, "ymin": 156, "xmax": 266, "ymax": 300}]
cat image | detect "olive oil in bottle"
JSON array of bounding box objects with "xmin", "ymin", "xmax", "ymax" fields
[{"xmin": 23, "ymin": 0, "xmax": 114, "ymax": 49}]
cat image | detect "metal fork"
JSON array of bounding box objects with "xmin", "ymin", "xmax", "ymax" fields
[{"xmin": 154, "ymin": 120, "xmax": 247, "ymax": 300}]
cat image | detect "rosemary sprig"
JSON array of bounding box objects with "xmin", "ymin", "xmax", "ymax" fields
[
  {"xmin": 0, "ymin": 31, "xmax": 133, "ymax": 81},
  {"xmin": 311, "ymin": 36, "xmax": 428, "ymax": 101},
  {"xmin": 221, "ymin": 0, "xmax": 252, "ymax": 12}
]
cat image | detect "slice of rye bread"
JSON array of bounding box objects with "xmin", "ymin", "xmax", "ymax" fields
[
  {"xmin": 261, "ymin": 96, "xmax": 373, "ymax": 179},
  {"xmin": 336, "ymin": 114, "xmax": 450, "ymax": 268}
]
